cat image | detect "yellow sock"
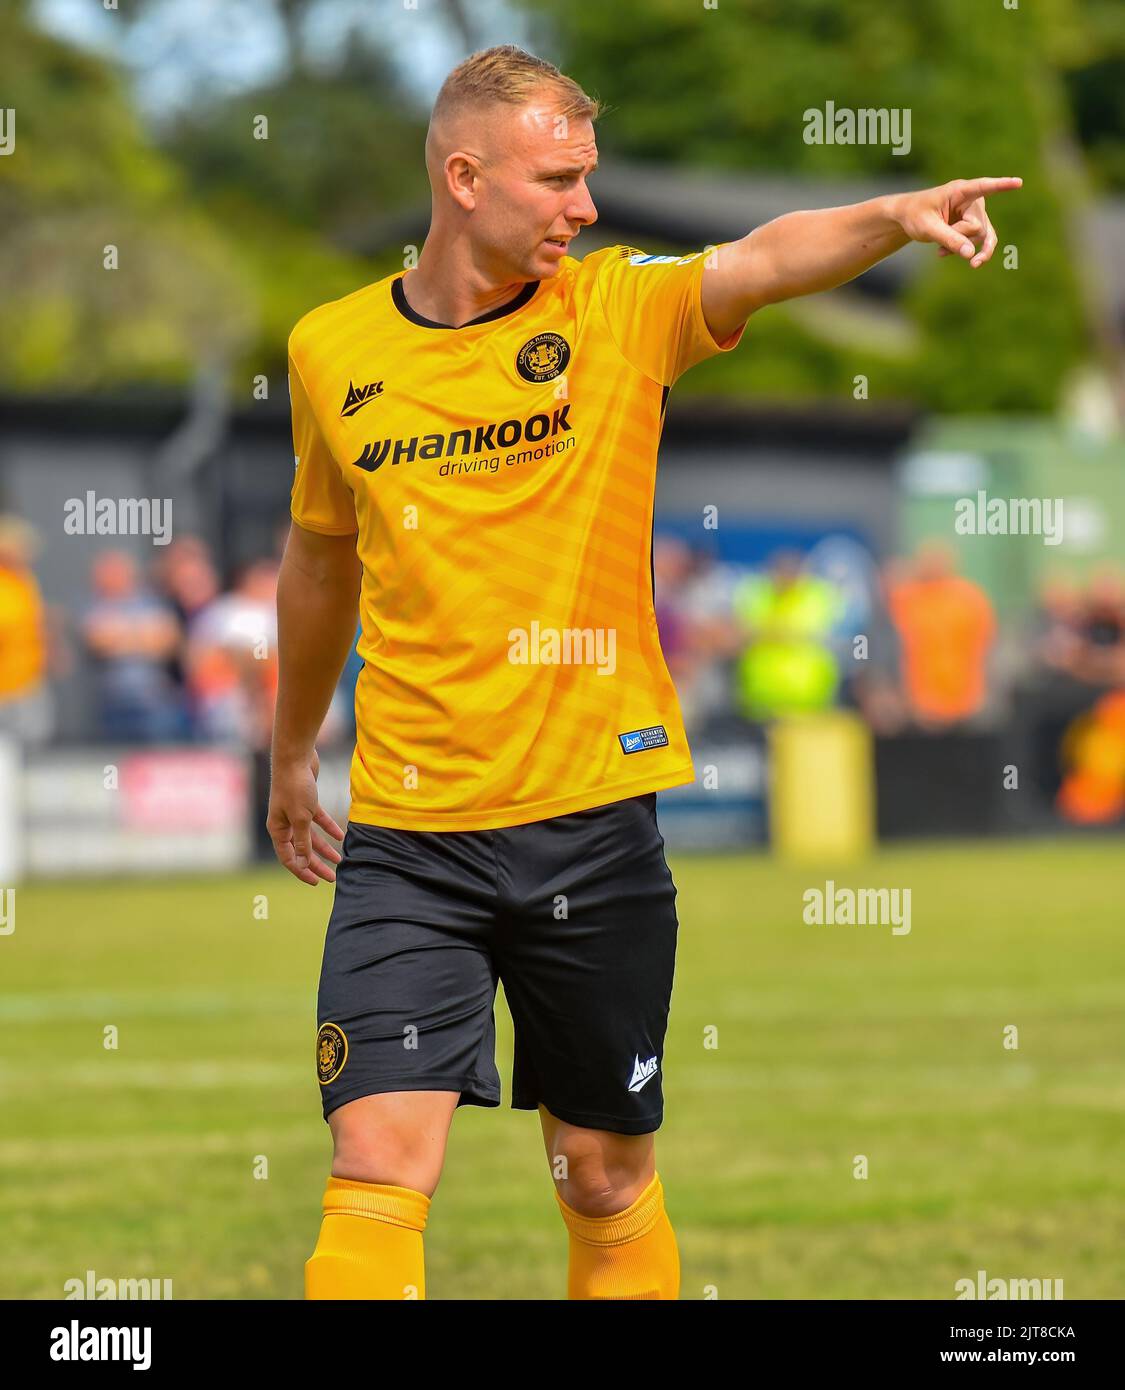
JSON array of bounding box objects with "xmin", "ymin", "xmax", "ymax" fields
[
  {"xmin": 554, "ymin": 1171, "xmax": 679, "ymax": 1300},
  {"xmin": 305, "ymin": 1175, "xmax": 430, "ymax": 1300}
]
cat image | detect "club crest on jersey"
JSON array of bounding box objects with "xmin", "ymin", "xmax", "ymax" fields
[
  {"xmin": 340, "ymin": 379, "xmax": 384, "ymax": 417},
  {"xmin": 516, "ymin": 332, "xmax": 570, "ymax": 383},
  {"xmin": 316, "ymin": 1022, "xmax": 348, "ymax": 1085}
]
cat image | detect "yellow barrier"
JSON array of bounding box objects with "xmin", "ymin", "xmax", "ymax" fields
[{"xmin": 768, "ymin": 711, "xmax": 875, "ymax": 862}]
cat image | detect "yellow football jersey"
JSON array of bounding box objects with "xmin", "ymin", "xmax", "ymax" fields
[{"xmin": 288, "ymin": 244, "xmax": 745, "ymax": 830}]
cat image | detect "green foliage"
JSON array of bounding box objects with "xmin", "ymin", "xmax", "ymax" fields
[
  {"xmin": 521, "ymin": 0, "xmax": 1104, "ymax": 412},
  {"xmin": 901, "ymin": 0, "xmax": 1088, "ymax": 411},
  {"xmin": 1, "ymin": 0, "xmax": 1114, "ymax": 407},
  {"xmin": 0, "ymin": 18, "xmax": 254, "ymax": 388},
  {"xmin": 1041, "ymin": 0, "xmax": 1125, "ymax": 187},
  {"xmin": 154, "ymin": 52, "xmax": 432, "ymax": 373},
  {"xmin": 686, "ymin": 303, "xmax": 912, "ymax": 404},
  {"xmin": 1066, "ymin": 53, "xmax": 1125, "ymax": 189},
  {"xmin": 160, "ymin": 53, "xmax": 429, "ymax": 241},
  {"xmin": 0, "ymin": 14, "xmax": 406, "ymax": 390}
]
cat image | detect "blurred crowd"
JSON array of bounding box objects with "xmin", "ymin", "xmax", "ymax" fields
[
  {"xmin": 652, "ymin": 534, "xmax": 1125, "ymax": 822},
  {"xmin": 1, "ymin": 513, "xmax": 1123, "ymax": 821},
  {"xmin": 654, "ymin": 534, "xmax": 1125, "ymax": 724},
  {"xmin": 0, "ymin": 521, "xmax": 356, "ymax": 754}
]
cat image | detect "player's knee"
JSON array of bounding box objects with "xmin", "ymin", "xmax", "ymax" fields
[
  {"xmin": 329, "ymin": 1115, "xmax": 443, "ymax": 1196},
  {"xmin": 550, "ymin": 1126, "xmax": 653, "ymax": 1217}
]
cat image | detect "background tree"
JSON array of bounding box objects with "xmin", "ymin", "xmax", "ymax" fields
[
  {"xmin": 3, "ymin": 0, "xmax": 1120, "ymax": 409},
  {"xmin": 518, "ymin": 0, "xmax": 1115, "ymax": 413}
]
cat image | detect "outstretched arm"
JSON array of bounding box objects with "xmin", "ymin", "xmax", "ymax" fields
[{"xmin": 702, "ymin": 176, "xmax": 1023, "ymax": 341}]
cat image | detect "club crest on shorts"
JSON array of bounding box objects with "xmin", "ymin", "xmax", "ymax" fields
[
  {"xmin": 516, "ymin": 332, "xmax": 570, "ymax": 382},
  {"xmin": 316, "ymin": 1022, "xmax": 348, "ymax": 1085}
]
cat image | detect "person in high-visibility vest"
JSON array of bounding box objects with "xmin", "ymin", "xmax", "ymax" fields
[{"xmin": 733, "ymin": 551, "xmax": 843, "ymax": 720}]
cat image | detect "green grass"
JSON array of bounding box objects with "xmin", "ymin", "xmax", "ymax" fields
[{"xmin": 2, "ymin": 837, "xmax": 1123, "ymax": 1299}]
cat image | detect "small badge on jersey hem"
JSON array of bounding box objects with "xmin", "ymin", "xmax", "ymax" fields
[
  {"xmin": 618, "ymin": 725, "xmax": 669, "ymax": 755},
  {"xmin": 516, "ymin": 332, "xmax": 570, "ymax": 382},
  {"xmin": 316, "ymin": 1022, "xmax": 348, "ymax": 1085}
]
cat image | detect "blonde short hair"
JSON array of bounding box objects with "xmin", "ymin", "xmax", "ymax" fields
[{"xmin": 431, "ymin": 44, "xmax": 601, "ymax": 129}]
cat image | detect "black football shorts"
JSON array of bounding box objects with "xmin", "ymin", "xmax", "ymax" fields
[{"xmin": 313, "ymin": 792, "xmax": 679, "ymax": 1135}]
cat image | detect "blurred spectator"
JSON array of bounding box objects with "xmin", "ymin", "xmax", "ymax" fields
[
  {"xmin": 81, "ymin": 550, "xmax": 185, "ymax": 742},
  {"xmin": 335, "ymin": 623, "xmax": 364, "ymax": 744},
  {"xmin": 1033, "ymin": 573, "xmax": 1087, "ymax": 676},
  {"xmin": 732, "ymin": 549, "xmax": 843, "ymax": 720},
  {"xmin": 845, "ymin": 587, "xmax": 907, "ymax": 735},
  {"xmin": 0, "ymin": 516, "xmax": 57, "ymax": 747},
  {"xmin": 1056, "ymin": 689, "xmax": 1125, "ymax": 825},
  {"xmin": 152, "ymin": 535, "xmax": 222, "ymax": 723},
  {"xmin": 187, "ymin": 553, "xmax": 351, "ymax": 752},
  {"xmin": 652, "ymin": 537, "xmax": 707, "ymax": 729},
  {"xmin": 808, "ymin": 536, "xmax": 906, "ymax": 735},
  {"xmin": 653, "ymin": 537, "xmax": 745, "ymax": 734},
  {"xmin": 1073, "ymin": 567, "xmax": 1123, "ymax": 686},
  {"xmin": 1042, "ymin": 567, "xmax": 1125, "ymax": 687},
  {"xmin": 187, "ymin": 557, "xmax": 280, "ymax": 749},
  {"xmin": 886, "ymin": 543, "xmax": 996, "ymax": 728},
  {"xmin": 153, "ymin": 535, "xmax": 221, "ymax": 630},
  {"xmin": 676, "ymin": 546, "xmax": 745, "ymax": 734},
  {"xmin": 653, "ymin": 535, "xmax": 695, "ymax": 684}
]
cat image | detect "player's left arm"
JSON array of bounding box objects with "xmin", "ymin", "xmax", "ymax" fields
[{"xmin": 701, "ymin": 176, "xmax": 1023, "ymax": 341}]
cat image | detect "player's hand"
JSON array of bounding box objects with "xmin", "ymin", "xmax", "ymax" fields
[
  {"xmin": 894, "ymin": 177, "xmax": 1022, "ymax": 268},
  {"xmin": 266, "ymin": 747, "xmax": 345, "ymax": 886}
]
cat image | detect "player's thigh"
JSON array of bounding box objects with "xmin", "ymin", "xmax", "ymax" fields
[
  {"xmin": 500, "ymin": 793, "xmax": 679, "ymax": 1135},
  {"xmin": 314, "ymin": 823, "xmax": 504, "ymax": 1143},
  {"xmin": 329, "ymin": 1090, "xmax": 460, "ymax": 1196}
]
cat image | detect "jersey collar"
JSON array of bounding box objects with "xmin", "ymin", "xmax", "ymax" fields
[{"xmin": 391, "ymin": 273, "xmax": 541, "ymax": 330}]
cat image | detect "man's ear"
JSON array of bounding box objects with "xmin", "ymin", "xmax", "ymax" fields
[{"xmin": 445, "ymin": 153, "xmax": 480, "ymax": 211}]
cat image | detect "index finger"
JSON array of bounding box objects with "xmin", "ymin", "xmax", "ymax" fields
[{"xmin": 958, "ymin": 176, "xmax": 1023, "ymax": 200}]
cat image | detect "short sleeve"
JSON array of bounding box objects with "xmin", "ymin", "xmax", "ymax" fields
[
  {"xmin": 596, "ymin": 244, "xmax": 747, "ymax": 387},
  {"xmin": 288, "ymin": 354, "xmax": 358, "ymax": 536}
]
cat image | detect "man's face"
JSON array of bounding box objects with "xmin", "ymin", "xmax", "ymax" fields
[
  {"xmin": 93, "ymin": 552, "xmax": 137, "ymax": 599},
  {"xmin": 466, "ymin": 100, "xmax": 599, "ymax": 281},
  {"xmin": 915, "ymin": 544, "xmax": 953, "ymax": 583}
]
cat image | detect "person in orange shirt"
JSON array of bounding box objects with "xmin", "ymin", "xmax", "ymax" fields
[
  {"xmin": 0, "ymin": 516, "xmax": 55, "ymax": 747},
  {"xmin": 886, "ymin": 544, "xmax": 997, "ymax": 727},
  {"xmin": 1056, "ymin": 689, "xmax": 1125, "ymax": 824}
]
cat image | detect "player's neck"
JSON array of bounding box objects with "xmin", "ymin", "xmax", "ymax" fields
[{"xmin": 407, "ymin": 243, "xmax": 532, "ymax": 328}]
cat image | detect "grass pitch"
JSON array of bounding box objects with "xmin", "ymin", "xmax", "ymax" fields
[{"xmin": 2, "ymin": 836, "xmax": 1123, "ymax": 1299}]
